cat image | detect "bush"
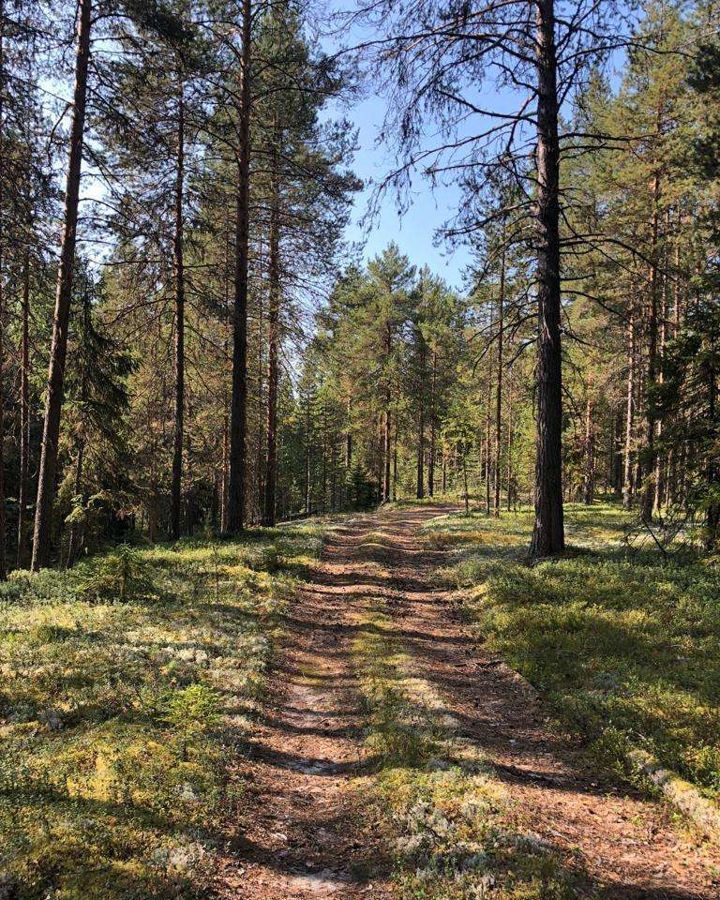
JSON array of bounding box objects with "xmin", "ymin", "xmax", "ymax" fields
[{"xmin": 82, "ymin": 545, "xmax": 158, "ymax": 602}]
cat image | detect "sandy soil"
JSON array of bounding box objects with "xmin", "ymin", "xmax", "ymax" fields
[{"xmin": 217, "ymin": 505, "xmax": 720, "ymax": 899}]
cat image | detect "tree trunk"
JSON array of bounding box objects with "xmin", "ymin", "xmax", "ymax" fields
[
  {"xmin": 484, "ymin": 416, "xmax": 491, "ymax": 516},
  {"xmin": 706, "ymin": 360, "xmax": 719, "ymax": 549},
  {"xmin": 623, "ymin": 307, "xmax": 636, "ymax": 508},
  {"xmin": 462, "ymin": 452, "xmax": 469, "ymax": 515},
  {"xmin": 653, "ymin": 227, "xmax": 670, "ymax": 517},
  {"xmin": 642, "ymin": 171, "xmax": 661, "ymax": 522},
  {"xmin": 382, "ymin": 314, "xmax": 392, "ymax": 503},
  {"xmin": 529, "ymin": 0, "xmax": 564, "ymax": 559},
  {"xmin": 170, "ymin": 83, "xmax": 185, "ymax": 541},
  {"xmin": 494, "ymin": 248, "xmax": 505, "ymax": 517},
  {"xmin": 506, "ymin": 368, "xmax": 514, "ymax": 511},
  {"xmin": 583, "ymin": 396, "xmax": 594, "ymax": 505},
  {"xmin": 428, "ymin": 350, "xmax": 436, "ymax": 497},
  {"xmin": 17, "ymin": 247, "xmax": 30, "ymax": 567},
  {"xmin": 416, "ymin": 346, "xmax": 425, "ymax": 499},
  {"xmin": 226, "ymin": 0, "xmax": 251, "ymax": 534},
  {"xmin": 392, "ymin": 417, "xmax": 398, "ymax": 501},
  {"xmin": 220, "ymin": 409, "xmax": 229, "ymax": 531},
  {"xmin": 304, "ymin": 400, "xmax": 311, "ymax": 513},
  {"xmin": 31, "ymin": 0, "xmax": 91, "ymax": 570},
  {"xmin": 0, "ymin": 8, "xmax": 7, "ymax": 580},
  {"xmin": 382, "ymin": 408, "xmax": 391, "ymax": 502},
  {"xmin": 66, "ymin": 442, "xmax": 84, "ymax": 567},
  {"xmin": 263, "ymin": 135, "xmax": 280, "ymax": 526}
]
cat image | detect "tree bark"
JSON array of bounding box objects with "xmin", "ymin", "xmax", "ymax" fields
[
  {"xmin": 416, "ymin": 337, "xmax": 425, "ymax": 499},
  {"xmin": 642, "ymin": 170, "xmax": 661, "ymax": 522},
  {"xmin": 392, "ymin": 416, "xmax": 398, "ymax": 501},
  {"xmin": 530, "ymin": 0, "xmax": 565, "ymax": 559},
  {"xmin": 263, "ymin": 132, "xmax": 280, "ymax": 526},
  {"xmin": 382, "ymin": 409, "xmax": 391, "ymax": 501},
  {"xmin": 462, "ymin": 451, "xmax": 469, "ymax": 515},
  {"xmin": 0, "ymin": 6, "xmax": 7, "ymax": 579},
  {"xmin": 32, "ymin": 0, "xmax": 91, "ymax": 570},
  {"xmin": 170, "ymin": 83, "xmax": 185, "ymax": 541},
  {"xmin": 226, "ymin": 0, "xmax": 251, "ymax": 534},
  {"xmin": 506, "ymin": 368, "xmax": 514, "ymax": 511},
  {"xmin": 494, "ymin": 249, "xmax": 505, "ymax": 517},
  {"xmin": 304, "ymin": 398, "xmax": 311, "ymax": 513},
  {"xmin": 220, "ymin": 408, "xmax": 229, "ymax": 531},
  {"xmin": 484, "ymin": 411, "xmax": 491, "ymax": 516},
  {"xmin": 382, "ymin": 314, "xmax": 392, "ymax": 502},
  {"xmin": 583, "ymin": 396, "xmax": 594, "ymax": 505},
  {"xmin": 428, "ymin": 350, "xmax": 436, "ymax": 496},
  {"xmin": 706, "ymin": 360, "xmax": 719, "ymax": 549},
  {"xmin": 17, "ymin": 247, "xmax": 30, "ymax": 567},
  {"xmin": 623, "ymin": 307, "xmax": 636, "ymax": 508}
]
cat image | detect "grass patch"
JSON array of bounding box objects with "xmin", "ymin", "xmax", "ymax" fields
[
  {"xmin": 0, "ymin": 521, "xmax": 326, "ymax": 899},
  {"xmin": 429, "ymin": 502, "xmax": 720, "ymax": 800},
  {"xmin": 352, "ymin": 601, "xmax": 591, "ymax": 898}
]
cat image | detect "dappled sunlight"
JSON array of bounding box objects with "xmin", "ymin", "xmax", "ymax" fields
[
  {"xmin": 432, "ymin": 503, "xmax": 720, "ymax": 800},
  {"xmin": 0, "ymin": 523, "xmax": 324, "ymax": 898}
]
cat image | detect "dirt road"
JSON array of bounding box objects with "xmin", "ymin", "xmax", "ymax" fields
[{"xmin": 218, "ymin": 505, "xmax": 720, "ymax": 898}]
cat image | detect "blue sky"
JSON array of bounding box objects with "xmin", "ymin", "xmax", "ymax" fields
[
  {"xmin": 324, "ymin": 1, "xmax": 639, "ymax": 295},
  {"xmin": 340, "ymin": 93, "xmax": 471, "ymax": 290}
]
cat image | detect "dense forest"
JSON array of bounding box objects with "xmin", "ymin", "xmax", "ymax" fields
[
  {"xmin": 0, "ymin": 0, "xmax": 718, "ymax": 567},
  {"xmin": 2, "ymin": 1, "xmax": 720, "ymax": 898}
]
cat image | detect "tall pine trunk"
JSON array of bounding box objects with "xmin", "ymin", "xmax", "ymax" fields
[
  {"xmin": 706, "ymin": 360, "xmax": 719, "ymax": 549},
  {"xmin": 17, "ymin": 247, "xmax": 30, "ymax": 567},
  {"xmin": 170, "ymin": 84, "xmax": 185, "ymax": 540},
  {"xmin": 382, "ymin": 408, "xmax": 391, "ymax": 501},
  {"xmin": 642, "ymin": 171, "xmax": 661, "ymax": 522},
  {"xmin": 416, "ymin": 405, "xmax": 424, "ymax": 498},
  {"xmin": 506, "ymin": 368, "xmax": 514, "ymax": 511},
  {"xmin": 530, "ymin": 0, "xmax": 565, "ymax": 559},
  {"xmin": 623, "ymin": 307, "xmax": 636, "ymax": 508},
  {"xmin": 583, "ymin": 396, "xmax": 594, "ymax": 504},
  {"xmin": 263, "ymin": 137, "xmax": 280, "ymax": 526},
  {"xmin": 428, "ymin": 350, "xmax": 436, "ymax": 496},
  {"xmin": 0, "ymin": 6, "xmax": 6, "ymax": 580},
  {"xmin": 32, "ymin": 0, "xmax": 91, "ymax": 570},
  {"xmin": 382, "ymin": 319, "xmax": 392, "ymax": 502},
  {"xmin": 416, "ymin": 337, "xmax": 425, "ymax": 499},
  {"xmin": 227, "ymin": 0, "xmax": 251, "ymax": 534},
  {"xmin": 494, "ymin": 248, "xmax": 505, "ymax": 517}
]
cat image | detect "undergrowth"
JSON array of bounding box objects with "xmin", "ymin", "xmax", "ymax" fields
[
  {"xmin": 0, "ymin": 522, "xmax": 325, "ymax": 899},
  {"xmin": 425, "ymin": 502, "xmax": 720, "ymax": 800}
]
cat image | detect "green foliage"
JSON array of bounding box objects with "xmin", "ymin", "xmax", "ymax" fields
[
  {"xmin": 433, "ymin": 503, "xmax": 720, "ymax": 797},
  {"xmin": 163, "ymin": 683, "xmax": 221, "ymax": 737},
  {"xmin": 82, "ymin": 545, "xmax": 157, "ymax": 602},
  {"xmin": 0, "ymin": 521, "xmax": 323, "ymax": 898}
]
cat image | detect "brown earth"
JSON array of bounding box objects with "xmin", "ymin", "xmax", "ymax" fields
[{"xmin": 217, "ymin": 504, "xmax": 720, "ymax": 899}]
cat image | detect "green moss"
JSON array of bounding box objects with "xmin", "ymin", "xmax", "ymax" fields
[
  {"xmin": 433, "ymin": 502, "xmax": 720, "ymax": 798},
  {"xmin": 0, "ymin": 520, "xmax": 326, "ymax": 898}
]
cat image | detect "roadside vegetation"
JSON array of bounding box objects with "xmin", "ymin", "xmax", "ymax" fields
[
  {"xmin": 420, "ymin": 502, "xmax": 720, "ymax": 802},
  {"xmin": 0, "ymin": 523, "xmax": 325, "ymax": 899},
  {"xmin": 351, "ymin": 596, "xmax": 590, "ymax": 898}
]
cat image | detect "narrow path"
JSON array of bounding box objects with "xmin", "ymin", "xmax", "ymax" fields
[
  {"xmin": 219, "ymin": 505, "xmax": 720, "ymax": 898},
  {"xmin": 218, "ymin": 512, "xmax": 395, "ymax": 899}
]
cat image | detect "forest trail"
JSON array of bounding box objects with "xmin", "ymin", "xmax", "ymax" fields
[{"xmin": 219, "ymin": 505, "xmax": 720, "ymax": 899}]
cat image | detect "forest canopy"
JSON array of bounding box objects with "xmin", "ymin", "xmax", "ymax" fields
[{"xmin": 0, "ymin": 0, "xmax": 719, "ymax": 567}]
